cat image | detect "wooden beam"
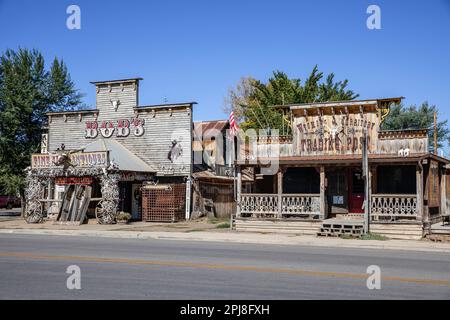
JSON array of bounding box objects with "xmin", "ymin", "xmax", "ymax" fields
[
  {"xmin": 441, "ymin": 166, "xmax": 447, "ymax": 216},
  {"xmin": 320, "ymin": 166, "xmax": 326, "ymax": 220},
  {"xmin": 416, "ymin": 162, "xmax": 424, "ymax": 222},
  {"xmin": 236, "ymin": 166, "xmax": 242, "ymax": 217},
  {"xmin": 277, "ymin": 169, "xmax": 283, "ymax": 218},
  {"xmin": 434, "ymin": 111, "xmax": 438, "ymax": 154},
  {"xmin": 370, "ymin": 165, "xmax": 377, "ymax": 193}
]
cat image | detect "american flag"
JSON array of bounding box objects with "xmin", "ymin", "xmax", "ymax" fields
[{"xmin": 229, "ymin": 111, "xmax": 239, "ymax": 136}]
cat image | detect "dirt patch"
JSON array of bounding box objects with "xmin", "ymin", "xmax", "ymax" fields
[{"xmin": 0, "ymin": 216, "xmax": 232, "ymax": 233}]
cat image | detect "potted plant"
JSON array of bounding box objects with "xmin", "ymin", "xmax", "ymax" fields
[{"xmin": 116, "ymin": 211, "xmax": 132, "ymax": 224}]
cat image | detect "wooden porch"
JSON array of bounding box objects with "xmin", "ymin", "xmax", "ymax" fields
[{"xmin": 235, "ymin": 161, "xmax": 445, "ymax": 225}]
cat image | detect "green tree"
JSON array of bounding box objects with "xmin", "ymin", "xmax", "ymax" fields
[
  {"xmin": 381, "ymin": 102, "xmax": 449, "ymax": 153},
  {"xmin": 0, "ymin": 48, "xmax": 82, "ymax": 211},
  {"xmin": 225, "ymin": 65, "xmax": 358, "ymax": 134}
]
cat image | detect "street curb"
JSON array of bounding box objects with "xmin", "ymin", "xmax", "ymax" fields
[{"xmin": 1, "ymin": 228, "xmax": 450, "ymax": 253}]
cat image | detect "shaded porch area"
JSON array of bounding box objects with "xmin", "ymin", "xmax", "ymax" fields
[
  {"xmin": 239, "ymin": 167, "xmax": 323, "ymax": 220},
  {"xmin": 236, "ymin": 157, "xmax": 447, "ymax": 226}
]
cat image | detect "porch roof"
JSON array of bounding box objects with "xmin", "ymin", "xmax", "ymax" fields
[
  {"xmin": 272, "ymin": 97, "xmax": 404, "ymax": 110},
  {"xmin": 82, "ymin": 139, "xmax": 155, "ymax": 173},
  {"xmin": 236, "ymin": 152, "xmax": 450, "ymax": 166}
]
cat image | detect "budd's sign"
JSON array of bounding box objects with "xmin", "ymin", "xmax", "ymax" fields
[{"xmin": 85, "ymin": 118, "xmax": 144, "ymax": 138}]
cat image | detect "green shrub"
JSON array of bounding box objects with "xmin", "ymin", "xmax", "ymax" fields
[
  {"xmin": 216, "ymin": 222, "xmax": 230, "ymax": 229},
  {"xmin": 116, "ymin": 211, "xmax": 132, "ymax": 222}
]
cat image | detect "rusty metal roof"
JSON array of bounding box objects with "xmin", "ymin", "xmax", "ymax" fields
[
  {"xmin": 194, "ymin": 120, "xmax": 229, "ymax": 138},
  {"xmin": 236, "ymin": 152, "xmax": 450, "ymax": 166},
  {"xmin": 273, "ymin": 97, "xmax": 404, "ymax": 109},
  {"xmin": 83, "ymin": 139, "xmax": 155, "ymax": 172}
]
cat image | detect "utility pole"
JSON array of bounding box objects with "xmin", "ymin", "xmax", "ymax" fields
[
  {"xmin": 434, "ymin": 111, "xmax": 438, "ymax": 154},
  {"xmin": 362, "ymin": 128, "xmax": 370, "ymax": 234}
]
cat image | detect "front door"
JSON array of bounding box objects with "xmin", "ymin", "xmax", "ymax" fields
[
  {"xmin": 131, "ymin": 184, "xmax": 141, "ymax": 220},
  {"xmin": 348, "ymin": 169, "xmax": 364, "ymax": 213}
]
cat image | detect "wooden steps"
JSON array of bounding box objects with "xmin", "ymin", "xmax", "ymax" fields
[
  {"xmin": 370, "ymin": 223, "xmax": 423, "ymax": 240},
  {"xmin": 233, "ymin": 217, "xmax": 425, "ymax": 240},
  {"xmin": 234, "ymin": 218, "xmax": 321, "ymax": 235}
]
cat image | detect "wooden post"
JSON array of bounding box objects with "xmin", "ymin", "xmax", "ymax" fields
[
  {"xmin": 320, "ymin": 166, "xmax": 326, "ymax": 220},
  {"xmin": 185, "ymin": 178, "xmax": 192, "ymax": 220},
  {"xmin": 371, "ymin": 165, "xmax": 377, "ymax": 194},
  {"xmin": 362, "ymin": 128, "xmax": 369, "ymax": 233},
  {"xmin": 277, "ymin": 169, "xmax": 283, "ymax": 218},
  {"xmin": 424, "ymin": 161, "xmax": 430, "ymax": 228},
  {"xmin": 46, "ymin": 180, "xmax": 53, "ymax": 215},
  {"xmin": 434, "ymin": 111, "xmax": 438, "ymax": 154},
  {"xmin": 440, "ymin": 167, "xmax": 447, "ymax": 217},
  {"xmin": 236, "ymin": 166, "xmax": 242, "ymax": 217},
  {"xmin": 367, "ymin": 163, "xmax": 372, "ymax": 219},
  {"xmin": 416, "ymin": 162, "xmax": 424, "ymax": 221}
]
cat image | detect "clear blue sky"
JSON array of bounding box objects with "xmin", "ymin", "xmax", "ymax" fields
[{"xmin": 0, "ymin": 0, "xmax": 449, "ymax": 126}]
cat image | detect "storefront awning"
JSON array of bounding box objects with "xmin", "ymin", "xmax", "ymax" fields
[{"xmin": 82, "ymin": 139, "xmax": 155, "ymax": 173}]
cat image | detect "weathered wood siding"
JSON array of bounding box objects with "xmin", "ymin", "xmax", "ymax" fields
[
  {"xmin": 292, "ymin": 109, "xmax": 380, "ymax": 156},
  {"xmin": 47, "ymin": 81, "xmax": 192, "ymax": 177},
  {"xmin": 247, "ymin": 105, "xmax": 428, "ymax": 158}
]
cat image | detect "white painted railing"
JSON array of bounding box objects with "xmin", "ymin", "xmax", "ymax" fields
[
  {"xmin": 240, "ymin": 194, "xmax": 278, "ymax": 217},
  {"xmin": 370, "ymin": 194, "xmax": 419, "ymax": 221},
  {"xmin": 282, "ymin": 194, "xmax": 320, "ymax": 217},
  {"xmin": 240, "ymin": 193, "xmax": 320, "ymax": 218}
]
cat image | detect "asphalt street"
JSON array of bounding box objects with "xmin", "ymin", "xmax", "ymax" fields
[{"xmin": 0, "ymin": 233, "xmax": 449, "ymax": 299}]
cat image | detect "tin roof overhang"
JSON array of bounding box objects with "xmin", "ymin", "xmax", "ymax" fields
[
  {"xmin": 90, "ymin": 77, "xmax": 143, "ymax": 85},
  {"xmin": 236, "ymin": 152, "xmax": 450, "ymax": 166},
  {"xmin": 82, "ymin": 139, "xmax": 155, "ymax": 173},
  {"xmin": 272, "ymin": 97, "xmax": 404, "ymax": 110}
]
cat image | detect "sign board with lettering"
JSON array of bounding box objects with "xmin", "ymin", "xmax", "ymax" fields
[
  {"xmin": 293, "ymin": 108, "xmax": 379, "ymax": 156},
  {"xmin": 55, "ymin": 177, "xmax": 94, "ymax": 185},
  {"xmin": 31, "ymin": 151, "xmax": 108, "ymax": 169},
  {"xmin": 41, "ymin": 134, "xmax": 48, "ymax": 154}
]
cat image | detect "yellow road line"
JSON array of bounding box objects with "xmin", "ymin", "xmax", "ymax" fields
[{"xmin": 1, "ymin": 251, "xmax": 449, "ymax": 287}]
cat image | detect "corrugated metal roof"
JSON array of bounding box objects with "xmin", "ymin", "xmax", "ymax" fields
[
  {"xmin": 273, "ymin": 97, "xmax": 404, "ymax": 109},
  {"xmin": 236, "ymin": 152, "xmax": 450, "ymax": 166},
  {"xmin": 194, "ymin": 120, "xmax": 229, "ymax": 138},
  {"xmin": 90, "ymin": 78, "xmax": 143, "ymax": 85},
  {"xmin": 82, "ymin": 139, "xmax": 155, "ymax": 172}
]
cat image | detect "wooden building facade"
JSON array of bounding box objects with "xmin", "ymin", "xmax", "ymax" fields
[
  {"xmin": 235, "ymin": 98, "xmax": 450, "ymax": 238},
  {"xmin": 24, "ymin": 78, "xmax": 195, "ymax": 224}
]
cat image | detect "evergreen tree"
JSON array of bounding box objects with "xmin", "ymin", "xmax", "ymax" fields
[
  {"xmin": 225, "ymin": 65, "xmax": 358, "ymax": 133},
  {"xmin": 0, "ymin": 48, "xmax": 82, "ymax": 209},
  {"xmin": 381, "ymin": 102, "xmax": 449, "ymax": 153}
]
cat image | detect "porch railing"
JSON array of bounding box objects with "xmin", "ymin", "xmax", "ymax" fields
[
  {"xmin": 241, "ymin": 194, "xmax": 278, "ymax": 217},
  {"xmin": 282, "ymin": 194, "xmax": 320, "ymax": 217},
  {"xmin": 370, "ymin": 194, "xmax": 419, "ymax": 221},
  {"xmin": 240, "ymin": 193, "xmax": 320, "ymax": 218}
]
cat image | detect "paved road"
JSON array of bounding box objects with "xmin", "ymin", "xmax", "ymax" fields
[{"xmin": 0, "ymin": 233, "xmax": 449, "ymax": 299}]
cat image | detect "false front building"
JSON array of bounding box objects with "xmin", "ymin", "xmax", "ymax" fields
[
  {"xmin": 234, "ymin": 98, "xmax": 450, "ymax": 239},
  {"xmin": 25, "ymin": 78, "xmax": 195, "ymax": 224}
]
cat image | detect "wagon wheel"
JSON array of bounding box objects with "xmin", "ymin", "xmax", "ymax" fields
[
  {"xmin": 95, "ymin": 200, "xmax": 115, "ymax": 224},
  {"xmin": 95, "ymin": 200, "xmax": 106, "ymax": 224},
  {"xmin": 24, "ymin": 200, "xmax": 43, "ymax": 224}
]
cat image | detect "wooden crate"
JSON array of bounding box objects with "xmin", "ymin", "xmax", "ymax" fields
[{"xmin": 141, "ymin": 184, "xmax": 186, "ymax": 222}]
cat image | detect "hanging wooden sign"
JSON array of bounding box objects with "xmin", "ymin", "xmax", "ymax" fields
[{"xmin": 55, "ymin": 177, "xmax": 94, "ymax": 185}]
